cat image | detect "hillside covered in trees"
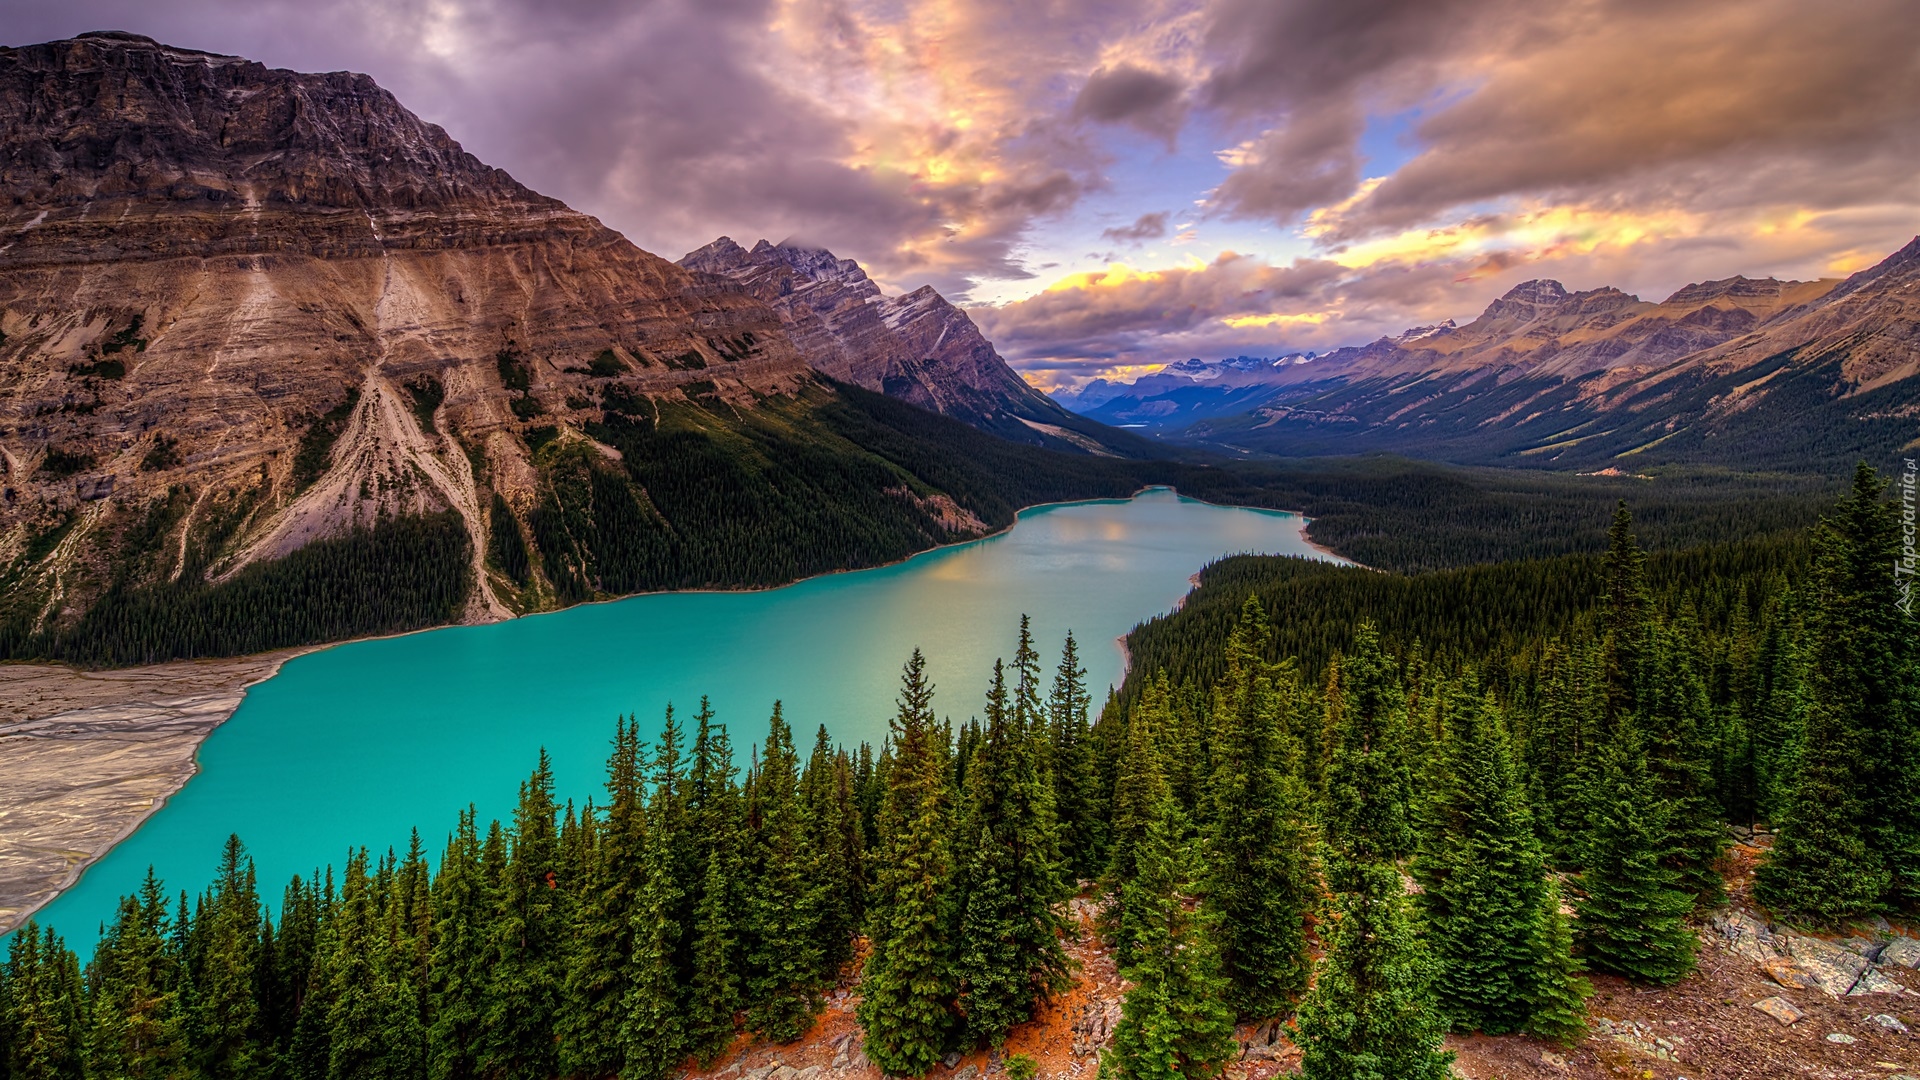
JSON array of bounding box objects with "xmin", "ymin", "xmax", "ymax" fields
[{"xmin": 2, "ymin": 464, "xmax": 1910, "ymax": 1080}]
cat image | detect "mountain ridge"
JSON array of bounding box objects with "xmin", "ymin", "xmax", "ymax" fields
[
  {"xmin": 679, "ymin": 236, "xmax": 1129, "ymax": 453},
  {"xmin": 0, "ymin": 32, "xmax": 1162, "ymax": 664},
  {"xmin": 1169, "ymin": 239, "xmax": 1920, "ymax": 470}
]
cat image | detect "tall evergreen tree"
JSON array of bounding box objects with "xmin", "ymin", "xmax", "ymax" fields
[
  {"xmin": 1573, "ymin": 725, "xmax": 1696, "ymax": 984},
  {"xmin": 954, "ymin": 642, "xmax": 1074, "ymax": 1047},
  {"xmin": 1202, "ymin": 596, "xmax": 1316, "ymax": 1018},
  {"xmin": 87, "ymin": 877, "xmax": 190, "ymax": 1080},
  {"xmin": 684, "ymin": 701, "xmax": 744, "ymax": 1063},
  {"xmin": 1048, "ymin": 632, "xmax": 1102, "ymax": 882},
  {"xmin": 428, "ymin": 811, "xmax": 490, "ymax": 1080},
  {"xmin": 1414, "ymin": 686, "xmax": 1565, "ymax": 1034},
  {"xmin": 858, "ymin": 650, "xmax": 959, "ymax": 1077},
  {"xmin": 2, "ymin": 924, "xmax": 86, "ymax": 1080},
  {"xmin": 1102, "ymin": 797, "xmax": 1235, "ymax": 1080},
  {"xmin": 1601, "ymin": 502, "xmax": 1651, "ymax": 728},
  {"xmin": 482, "ymin": 754, "xmax": 565, "ymax": 1080},
  {"xmin": 196, "ymin": 835, "xmax": 263, "ymax": 1080},
  {"xmin": 743, "ymin": 703, "xmax": 826, "ymax": 1041},
  {"xmin": 1638, "ymin": 619, "xmax": 1728, "ymax": 907},
  {"xmin": 1322, "ymin": 623, "xmax": 1415, "ymax": 874},
  {"xmin": 1294, "ymin": 860, "xmax": 1453, "ymax": 1080},
  {"xmin": 1759, "ymin": 464, "xmax": 1918, "ymax": 918}
]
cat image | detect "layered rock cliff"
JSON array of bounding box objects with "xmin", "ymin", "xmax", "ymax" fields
[{"xmin": 0, "ymin": 33, "xmax": 1122, "ymax": 661}]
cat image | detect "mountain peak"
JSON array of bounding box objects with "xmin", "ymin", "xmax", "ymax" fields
[{"xmin": 1499, "ymin": 279, "xmax": 1570, "ymax": 303}]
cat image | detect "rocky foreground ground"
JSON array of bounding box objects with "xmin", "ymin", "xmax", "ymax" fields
[
  {"xmin": 682, "ymin": 846, "xmax": 1918, "ymax": 1080},
  {"xmin": 0, "ymin": 653, "xmax": 300, "ymax": 933}
]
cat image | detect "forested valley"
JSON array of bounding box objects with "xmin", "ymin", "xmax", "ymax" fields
[{"xmin": 2, "ymin": 464, "xmax": 1911, "ymax": 1080}]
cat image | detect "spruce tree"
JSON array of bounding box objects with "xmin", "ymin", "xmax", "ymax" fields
[
  {"xmin": 1202, "ymin": 595, "xmax": 1316, "ymax": 1018},
  {"xmin": 1574, "ymin": 724, "xmax": 1695, "ymax": 984},
  {"xmin": 1103, "ymin": 797, "xmax": 1235, "ymax": 1080},
  {"xmin": 1601, "ymin": 502, "xmax": 1651, "ymax": 727},
  {"xmin": 196, "ymin": 835, "xmax": 263, "ymax": 1080},
  {"xmin": 1524, "ymin": 881, "xmax": 1591, "ymax": 1045},
  {"xmin": 1322, "ymin": 623, "xmax": 1415, "ymax": 874},
  {"xmin": 1294, "ymin": 860, "xmax": 1453, "ymax": 1080},
  {"xmin": 858, "ymin": 650, "xmax": 958, "ymax": 1076},
  {"xmin": 1638, "ymin": 619, "xmax": 1727, "ymax": 907},
  {"xmin": 743, "ymin": 703, "xmax": 826, "ymax": 1041},
  {"xmin": 684, "ymin": 701, "xmax": 745, "ymax": 1062},
  {"xmin": 624, "ymin": 710, "xmax": 691, "ymax": 1079},
  {"xmin": 429, "ymin": 811, "xmax": 491, "ymax": 1080},
  {"xmin": 1414, "ymin": 686, "xmax": 1560, "ymax": 1034},
  {"xmin": 482, "ymin": 754, "xmax": 565, "ymax": 1080},
  {"xmin": 954, "ymin": 649, "xmax": 1073, "ymax": 1047},
  {"xmin": 1104, "ymin": 684, "xmax": 1172, "ymax": 967},
  {"xmin": 2, "ymin": 924, "xmax": 86, "ymax": 1080},
  {"xmin": 1759, "ymin": 464, "xmax": 1918, "ymax": 918},
  {"xmin": 88, "ymin": 881, "xmax": 190, "ymax": 1080},
  {"xmin": 1048, "ymin": 632, "xmax": 1102, "ymax": 882}
]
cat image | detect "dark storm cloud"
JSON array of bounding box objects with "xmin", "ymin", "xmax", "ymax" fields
[
  {"xmin": 1100, "ymin": 212, "xmax": 1169, "ymax": 245},
  {"xmin": 1072, "ymin": 63, "xmax": 1186, "ymax": 142}
]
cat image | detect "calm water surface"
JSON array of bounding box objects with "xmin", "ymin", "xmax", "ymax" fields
[{"xmin": 34, "ymin": 489, "xmax": 1341, "ymax": 947}]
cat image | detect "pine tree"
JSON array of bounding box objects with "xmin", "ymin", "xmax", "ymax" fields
[
  {"xmin": 196, "ymin": 835, "xmax": 263, "ymax": 1080},
  {"xmin": 1524, "ymin": 881, "xmax": 1591, "ymax": 1045},
  {"xmin": 743, "ymin": 703, "xmax": 827, "ymax": 1041},
  {"xmin": 622, "ymin": 823, "xmax": 686, "ymax": 1080},
  {"xmin": 1048, "ymin": 632, "xmax": 1102, "ymax": 882},
  {"xmin": 684, "ymin": 701, "xmax": 745, "ymax": 1063},
  {"xmin": 87, "ymin": 877, "xmax": 190, "ymax": 1080},
  {"xmin": 1104, "ymin": 683, "xmax": 1172, "ymax": 967},
  {"xmin": 802, "ymin": 726, "xmax": 863, "ymax": 971},
  {"xmin": 858, "ymin": 650, "xmax": 958, "ymax": 1076},
  {"xmin": 1759, "ymin": 464, "xmax": 1918, "ymax": 918},
  {"xmin": 2, "ymin": 924, "xmax": 86, "ymax": 1080},
  {"xmin": 1574, "ymin": 724, "xmax": 1696, "ymax": 984},
  {"xmin": 953, "ymin": 645, "xmax": 1073, "ymax": 1047},
  {"xmin": 483, "ymin": 754, "xmax": 565, "ymax": 1080},
  {"xmin": 1202, "ymin": 595, "xmax": 1316, "ymax": 1018},
  {"xmin": 1295, "ymin": 860, "xmax": 1453, "ymax": 1080},
  {"xmin": 1638, "ymin": 619, "xmax": 1727, "ymax": 907},
  {"xmin": 1601, "ymin": 502, "xmax": 1651, "ymax": 728},
  {"xmin": 1103, "ymin": 796, "xmax": 1235, "ymax": 1080},
  {"xmin": 1414, "ymin": 686, "xmax": 1558, "ymax": 1034},
  {"xmin": 429, "ymin": 811, "xmax": 490, "ymax": 1080},
  {"xmin": 1322, "ymin": 623, "xmax": 1415, "ymax": 874}
]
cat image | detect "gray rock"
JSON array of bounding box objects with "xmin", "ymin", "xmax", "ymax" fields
[
  {"xmin": 1881, "ymin": 937, "xmax": 1920, "ymax": 970},
  {"xmin": 1824, "ymin": 1032, "xmax": 1856, "ymax": 1044},
  {"xmin": 1871, "ymin": 1013, "xmax": 1910, "ymax": 1033},
  {"xmin": 1784, "ymin": 934, "xmax": 1871, "ymax": 996},
  {"xmin": 1717, "ymin": 910, "xmax": 1781, "ymax": 964},
  {"xmin": 1849, "ymin": 967, "xmax": 1907, "ymax": 996}
]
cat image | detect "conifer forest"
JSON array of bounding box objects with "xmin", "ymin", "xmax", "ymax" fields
[{"xmin": 2, "ymin": 463, "xmax": 1915, "ymax": 1080}]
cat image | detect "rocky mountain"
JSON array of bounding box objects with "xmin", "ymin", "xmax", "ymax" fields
[
  {"xmin": 679, "ymin": 237, "xmax": 1126, "ymax": 453},
  {"xmin": 1183, "ymin": 240, "xmax": 1920, "ymax": 470},
  {"xmin": 1071, "ymin": 271, "xmax": 1853, "ymax": 435},
  {"xmin": 0, "ymin": 33, "xmax": 1154, "ymax": 664}
]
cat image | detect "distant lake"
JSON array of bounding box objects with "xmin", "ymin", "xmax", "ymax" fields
[{"xmin": 32, "ymin": 488, "xmax": 1342, "ymax": 948}]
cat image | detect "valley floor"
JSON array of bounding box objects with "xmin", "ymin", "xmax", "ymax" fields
[{"xmin": 0, "ymin": 652, "xmax": 302, "ymax": 934}]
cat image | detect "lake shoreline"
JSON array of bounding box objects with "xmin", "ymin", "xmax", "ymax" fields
[{"xmin": 0, "ymin": 487, "xmax": 1337, "ymax": 937}]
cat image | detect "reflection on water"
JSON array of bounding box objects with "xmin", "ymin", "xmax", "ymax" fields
[{"xmin": 31, "ymin": 489, "xmax": 1341, "ymax": 948}]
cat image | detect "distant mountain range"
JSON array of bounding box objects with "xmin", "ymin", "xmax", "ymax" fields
[{"xmin": 1058, "ymin": 242, "xmax": 1920, "ymax": 471}]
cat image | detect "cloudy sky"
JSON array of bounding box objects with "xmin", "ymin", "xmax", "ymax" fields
[{"xmin": 6, "ymin": 0, "xmax": 1919, "ymax": 387}]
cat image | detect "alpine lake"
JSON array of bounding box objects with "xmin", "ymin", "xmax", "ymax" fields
[{"xmin": 31, "ymin": 488, "xmax": 1344, "ymax": 947}]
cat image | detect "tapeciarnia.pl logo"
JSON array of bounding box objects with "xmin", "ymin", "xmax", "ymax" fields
[{"xmin": 1899, "ymin": 458, "xmax": 1916, "ymax": 617}]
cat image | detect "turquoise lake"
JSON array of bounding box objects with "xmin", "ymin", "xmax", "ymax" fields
[{"xmin": 31, "ymin": 489, "xmax": 1341, "ymax": 948}]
